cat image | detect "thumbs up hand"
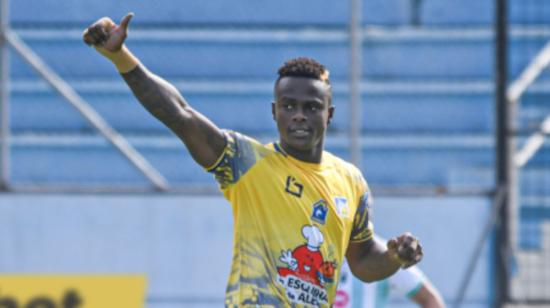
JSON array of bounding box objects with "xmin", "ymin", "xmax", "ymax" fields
[{"xmin": 83, "ymin": 13, "xmax": 134, "ymax": 55}]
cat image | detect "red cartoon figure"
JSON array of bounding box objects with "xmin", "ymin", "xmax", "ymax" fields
[
  {"xmin": 278, "ymin": 225, "xmax": 335, "ymax": 287},
  {"xmin": 318, "ymin": 261, "xmax": 336, "ymax": 285}
]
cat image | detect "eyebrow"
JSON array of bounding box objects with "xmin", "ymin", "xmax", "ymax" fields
[
  {"xmin": 279, "ymin": 96, "xmax": 323, "ymax": 104},
  {"xmin": 279, "ymin": 96, "xmax": 296, "ymax": 102}
]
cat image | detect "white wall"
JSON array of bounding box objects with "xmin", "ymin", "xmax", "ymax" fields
[{"xmin": 0, "ymin": 194, "xmax": 491, "ymax": 307}]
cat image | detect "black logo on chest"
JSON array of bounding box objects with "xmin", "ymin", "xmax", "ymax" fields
[{"xmin": 285, "ymin": 176, "xmax": 303, "ymax": 198}]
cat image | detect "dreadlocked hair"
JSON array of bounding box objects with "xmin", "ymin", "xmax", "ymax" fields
[{"xmin": 277, "ymin": 57, "xmax": 330, "ymax": 84}]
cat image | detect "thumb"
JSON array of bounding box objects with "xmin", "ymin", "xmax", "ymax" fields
[
  {"xmin": 119, "ymin": 12, "xmax": 134, "ymax": 31},
  {"xmin": 386, "ymin": 238, "xmax": 398, "ymax": 251}
]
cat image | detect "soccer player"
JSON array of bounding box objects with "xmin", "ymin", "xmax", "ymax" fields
[{"xmin": 83, "ymin": 13, "xmax": 424, "ymax": 306}]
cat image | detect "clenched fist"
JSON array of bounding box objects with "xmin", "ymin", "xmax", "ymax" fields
[{"xmin": 387, "ymin": 232, "xmax": 423, "ymax": 268}]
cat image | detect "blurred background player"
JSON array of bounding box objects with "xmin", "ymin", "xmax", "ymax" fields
[{"xmin": 336, "ymin": 237, "xmax": 444, "ymax": 308}]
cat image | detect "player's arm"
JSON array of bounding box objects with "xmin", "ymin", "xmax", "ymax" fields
[
  {"xmin": 411, "ymin": 281, "xmax": 446, "ymax": 308},
  {"xmin": 347, "ymin": 234, "xmax": 422, "ymax": 282},
  {"xmin": 82, "ymin": 13, "xmax": 225, "ymax": 168},
  {"xmin": 346, "ymin": 237, "xmax": 399, "ymax": 282},
  {"xmin": 345, "ymin": 187, "xmax": 423, "ymax": 282}
]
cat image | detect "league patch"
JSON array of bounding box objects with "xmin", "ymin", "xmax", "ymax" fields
[{"xmin": 333, "ymin": 197, "xmax": 349, "ymax": 218}]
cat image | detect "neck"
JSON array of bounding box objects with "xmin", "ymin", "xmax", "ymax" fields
[{"xmin": 279, "ymin": 141, "xmax": 324, "ymax": 163}]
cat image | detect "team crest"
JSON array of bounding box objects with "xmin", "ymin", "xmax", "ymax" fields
[{"xmin": 311, "ymin": 200, "xmax": 328, "ymax": 225}]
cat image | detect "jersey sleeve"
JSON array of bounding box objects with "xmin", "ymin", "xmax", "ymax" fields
[
  {"xmin": 388, "ymin": 266, "xmax": 425, "ymax": 298},
  {"xmin": 206, "ymin": 130, "xmax": 264, "ymax": 190},
  {"xmin": 349, "ymin": 176, "xmax": 374, "ymax": 243}
]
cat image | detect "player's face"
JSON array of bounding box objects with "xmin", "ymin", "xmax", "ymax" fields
[{"xmin": 272, "ymin": 76, "xmax": 334, "ymax": 162}]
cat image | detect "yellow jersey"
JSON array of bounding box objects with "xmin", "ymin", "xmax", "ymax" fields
[{"xmin": 208, "ymin": 130, "xmax": 373, "ymax": 307}]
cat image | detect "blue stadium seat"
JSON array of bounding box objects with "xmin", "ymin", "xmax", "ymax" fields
[
  {"xmin": 519, "ymin": 93, "xmax": 550, "ymax": 132},
  {"xmin": 9, "ymin": 0, "xmax": 497, "ymax": 27},
  {"xmin": 10, "ymin": 0, "xmax": 547, "ymax": 28},
  {"xmin": 11, "ymin": 0, "xmax": 350, "ymax": 27},
  {"xmin": 520, "ymin": 167, "xmax": 550, "ymax": 195},
  {"xmin": 12, "ymin": 0, "xmax": 545, "ymax": 28},
  {"xmin": 11, "ymin": 135, "xmax": 494, "ymax": 188},
  {"xmin": 520, "ymin": 203, "xmax": 550, "ymax": 250},
  {"xmin": 11, "ymin": 31, "xmax": 348, "ymax": 79},
  {"xmin": 509, "ymin": 0, "xmax": 550, "ymax": 25},
  {"xmin": 419, "ymin": 0, "xmax": 493, "ymax": 26},
  {"xmin": 12, "ymin": 29, "xmax": 548, "ymax": 82},
  {"xmin": 10, "ymin": 80, "xmax": 495, "ymax": 135}
]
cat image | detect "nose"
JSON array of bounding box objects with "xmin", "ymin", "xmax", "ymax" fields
[{"xmin": 292, "ymin": 107, "xmax": 306, "ymax": 122}]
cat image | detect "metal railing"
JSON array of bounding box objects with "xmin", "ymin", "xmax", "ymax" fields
[
  {"xmin": 0, "ymin": 0, "xmax": 168, "ymax": 191},
  {"xmin": 508, "ymin": 40, "xmax": 550, "ymax": 168},
  {"xmin": 0, "ymin": 0, "xmax": 9, "ymax": 190}
]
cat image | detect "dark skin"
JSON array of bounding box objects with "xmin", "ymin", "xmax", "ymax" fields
[
  {"xmin": 82, "ymin": 13, "xmax": 423, "ymax": 283},
  {"xmin": 272, "ymin": 76, "xmax": 334, "ymax": 163},
  {"xmin": 82, "ymin": 13, "xmax": 225, "ymax": 168}
]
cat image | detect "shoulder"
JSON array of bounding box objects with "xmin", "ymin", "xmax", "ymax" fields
[
  {"xmin": 223, "ymin": 130, "xmax": 275, "ymax": 156},
  {"xmin": 323, "ymin": 151, "xmax": 356, "ymax": 172},
  {"xmin": 207, "ymin": 130, "xmax": 278, "ymax": 188},
  {"xmin": 323, "ymin": 151, "xmax": 368, "ymax": 187}
]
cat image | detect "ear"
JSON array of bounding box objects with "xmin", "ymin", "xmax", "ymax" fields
[
  {"xmin": 327, "ymin": 105, "xmax": 335, "ymax": 125},
  {"xmin": 271, "ymin": 101, "xmax": 276, "ymax": 121}
]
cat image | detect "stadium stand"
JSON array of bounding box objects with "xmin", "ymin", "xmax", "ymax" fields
[
  {"xmin": 8, "ymin": 0, "xmax": 499, "ymax": 190},
  {"xmin": 9, "ymin": 0, "xmax": 550, "ymax": 193}
]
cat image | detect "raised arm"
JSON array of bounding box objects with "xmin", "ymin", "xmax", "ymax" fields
[
  {"xmin": 82, "ymin": 13, "xmax": 226, "ymax": 168},
  {"xmin": 346, "ymin": 233, "xmax": 423, "ymax": 282}
]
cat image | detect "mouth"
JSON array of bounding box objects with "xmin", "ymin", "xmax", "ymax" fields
[{"xmin": 288, "ymin": 128, "xmax": 311, "ymax": 137}]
